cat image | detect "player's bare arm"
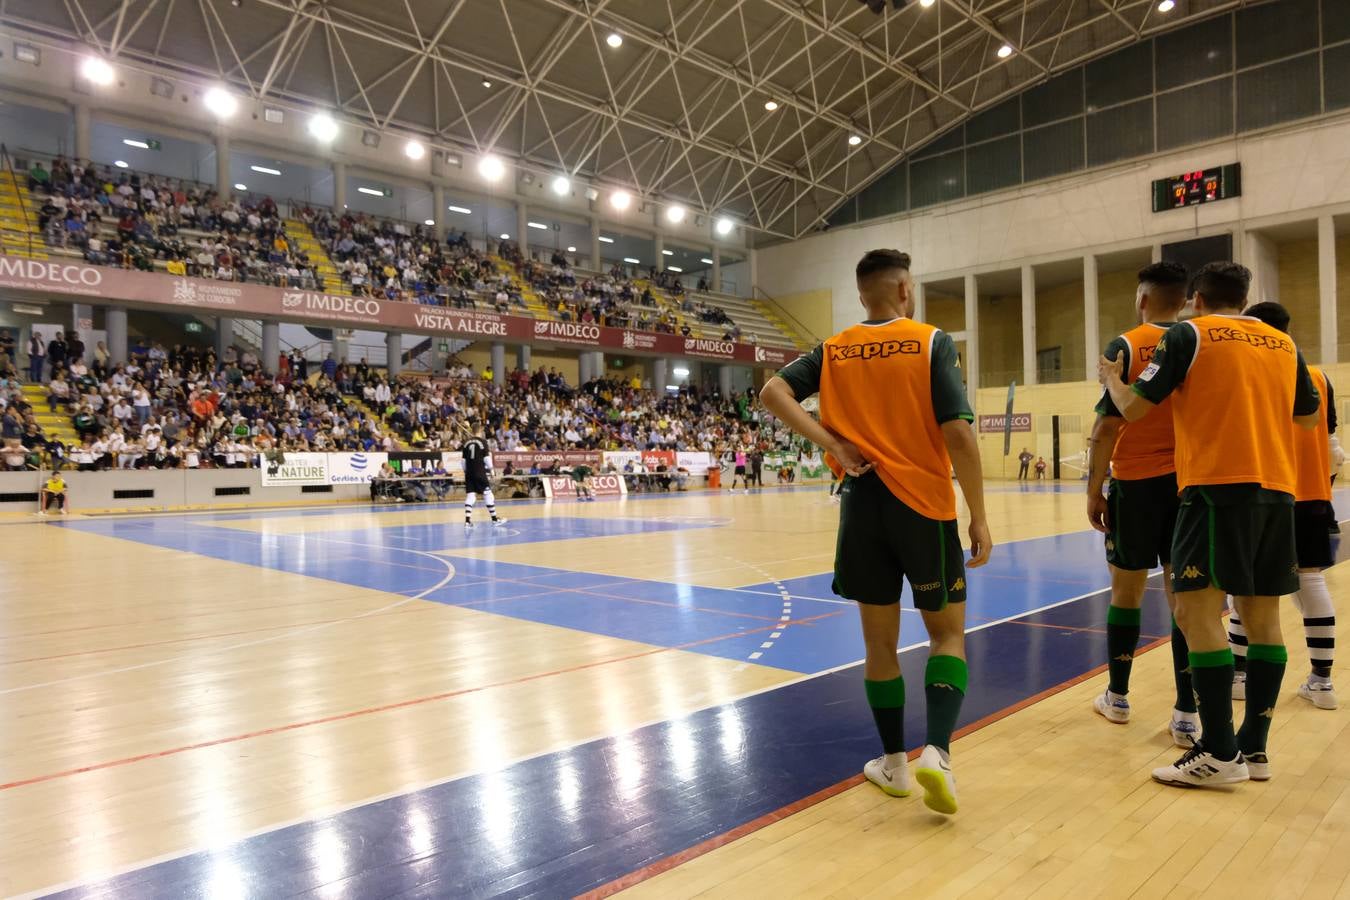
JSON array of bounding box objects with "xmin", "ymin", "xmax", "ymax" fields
[
  {"xmin": 1086, "ymin": 414, "xmax": 1123, "ymax": 533},
  {"xmin": 940, "ymin": 419, "xmax": 992, "ymax": 568},
  {"xmin": 1098, "ymin": 353, "xmax": 1155, "ymax": 422},
  {"xmin": 760, "ymin": 376, "xmax": 873, "ymax": 476}
]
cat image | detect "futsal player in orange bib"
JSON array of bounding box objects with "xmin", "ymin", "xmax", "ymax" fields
[
  {"xmin": 761, "ymin": 249, "xmax": 991, "ymax": 815},
  {"xmin": 1099, "ymin": 262, "xmax": 1320, "ymax": 787}
]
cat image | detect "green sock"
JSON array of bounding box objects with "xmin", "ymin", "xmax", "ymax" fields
[
  {"xmin": 864, "ymin": 676, "xmax": 905, "ymax": 755},
  {"xmin": 1106, "ymin": 605, "xmax": 1143, "ymax": 695},
  {"xmin": 924, "ymin": 655, "xmax": 968, "ymax": 753},
  {"xmin": 1237, "ymin": 644, "xmax": 1287, "ymax": 756},
  {"xmin": 1171, "ymin": 617, "xmax": 1196, "ymax": 713},
  {"xmin": 1189, "ymin": 648, "xmax": 1238, "ymax": 760}
]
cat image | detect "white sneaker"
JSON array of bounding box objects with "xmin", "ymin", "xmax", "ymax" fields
[
  {"xmin": 1151, "ymin": 745, "xmax": 1249, "ymax": 788},
  {"xmin": 492, "ymin": 518, "xmax": 507, "ymax": 527},
  {"xmin": 1298, "ymin": 679, "xmax": 1338, "ymax": 710},
  {"xmin": 1244, "ymin": 751, "xmax": 1272, "ymax": 781},
  {"xmin": 36, "ymin": 510, "xmax": 46, "ymax": 517},
  {"xmin": 863, "ymin": 755, "xmax": 911, "ymax": 798},
  {"xmin": 464, "ymin": 521, "xmax": 475, "ymax": 530},
  {"xmin": 59, "ymin": 508, "xmax": 68, "ymax": 516},
  {"xmin": 1232, "ymin": 671, "xmax": 1247, "ymax": 701},
  {"xmin": 1093, "ymin": 689, "xmax": 1131, "ymax": 724},
  {"xmin": 1168, "ymin": 711, "xmax": 1201, "ymax": 748},
  {"xmin": 914, "ymin": 744, "xmax": 958, "ymax": 814}
]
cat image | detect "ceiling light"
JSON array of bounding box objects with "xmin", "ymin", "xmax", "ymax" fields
[
  {"xmin": 715, "ymin": 217, "xmax": 734, "ymax": 236},
  {"xmin": 848, "ymin": 134, "xmax": 863, "ymax": 146},
  {"xmin": 598, "ymin": 236, "xmax": 615, "ymax": 243},
  {"xmin": 919, "ymin": 0, "xmax": 935, "ymax": 6},
  {"xmin": 527, "ymin": 221, "xmax": 548, "ymax": 230},
  {"xmin": 665, "ymin": 204, "xmax": 686, "ymax": 224},
  {"xmin": 1156, "ymin": 0, "xmax": 1174, "ymax": 9},
  {"xmin": 662, "ymin": 249, "xmax": 674, "ymax": 256},
  {"xmin": 113, "ymin": 160, "xmax": 128, "ymax": 168},
  {"xmin": 567, "ymin": 246, "xmax": 577, "ymax": 252},
  {"xmin": 80, "ymin": 56, "xmax": 115, "ymax": 86},
  {"xmin": 764, "ymin": 100, "xmax": 779, "ymax": 111},
  {"xmin": 500, "ymin": 233, "xmax": 511, "ymax": 240},
  {"xmin": 234, "ymin": 183, "xmax": 247, "ymax": 191},
  {"xmin": 123, "ymin": 138, "xmax": 150, "ymax": 149},
  {"xmin": 610, "ymin": 190, "xmax": 631, "ymax": 211},
  {"xmin": 667, "ymin": 266, "xmax": 683, "ymax": 272},
  {"xmin": 263, "ymin": 107, "xmax": 284, "ymax": 124},
  {"xmin": 404, "ymin": 140, "xmax": 425, "ymax": 160},
  {"xmin": 623, "ymin": 257, "xmax": 640, "ymax": 264},
  {"xmin": 14, "ymin": 44, "xmax": 40, "ymax": 65},
  {"xmin": 551, "ymin": 175, "xmax": 570, "ymax": 195},
  {"xmin": 250, "ymin": 165, "xmax": 281, "ymax": 175},
  {"xmin": 478, "ymin": 154, "xmax": 506, "ymax": 182},
  {"xmin": 997, "ymin": 44, "xmax": 1014, "ymax": 59},
  {"xmin": 308, "ymin": 112, "xmax": 339, "ymax": 142},
  {"xmin": 150, "ymin": 78, "xmax": 175, "ymax": 99},
  {"xmin": 606, "ymin": 33, "xmax": 623, "ymax": 48},
  {"xmin": 357, "ymin": 186, "xmax": 385, "ymax": 196},
  {"xmin": 481, "ymin": 79, "xmax": 493, "ymax": 88},
  {"xmin": 447, "ymin": 205, "xmax": 472, "ymax": 214},
  {"xmin": 424, "ymin": 219, "xmax": 435, "ymax": 225},
  {"xmin": 203, "ymin": 86, "xmax": 238, "ymax": 118},
  {"xmin": 361, "ymin": 130, "xmax": 381, "ymax": 148},
  {"xmin": 673, "ymin": 366, "xmax": 689, "ymax": 378},
  {"xmin": 701, "ymin": 257, "xmax": 714, "ymax": 264}
]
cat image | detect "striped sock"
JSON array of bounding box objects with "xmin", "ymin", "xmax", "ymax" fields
[
  {"xmin": 1296, "ymin": 573, "xmax": 1336, "ymax": 679},
  {"xmin": 1227, "ymin": 606, "xmax": 1248, "ymax": 673}
]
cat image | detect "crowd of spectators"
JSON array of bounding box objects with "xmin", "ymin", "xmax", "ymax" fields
[{"xmin": 29, "ymin": 157, "xmax": 326, "ymax": 288}]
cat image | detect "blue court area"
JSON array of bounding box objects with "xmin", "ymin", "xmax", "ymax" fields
[{"xmin": 66, "ymin": 511, "xmax": 1116, "ymax": 674}]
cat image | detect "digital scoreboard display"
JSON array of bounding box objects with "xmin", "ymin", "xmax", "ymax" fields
[{"xmin": 1152, "ymin": 163, "xmax": 1241, "ymax": 212}]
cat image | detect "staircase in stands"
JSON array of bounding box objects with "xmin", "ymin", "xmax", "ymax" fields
[
  {"xmin": 749, "ymin": 298, "xmax": 813, "ymax": 351},
  {"xmin": 21, "ymin": 384, "xmax": 79, "ymax": 444},
  {"xmin": 283, "ymin": 219, "xmax": 349, "ymax": 295},
  {"xmin": 489, "ymin": 258, "xmax": 549, "ymax": 319},
  {"xmin": 0, "ymin": 172, "xmax": 46, "ymax": 259}
]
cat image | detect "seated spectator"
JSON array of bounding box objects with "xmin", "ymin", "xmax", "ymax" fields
[{"xmin": 38, "ymin": 471, "xmax": 68, "ymax": 515}]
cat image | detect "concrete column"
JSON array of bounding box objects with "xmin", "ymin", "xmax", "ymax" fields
[
  {"xmin": 71, "ymin": 304, "xmax": 93, "ymax": 362},
  {"xmin": 333, "ymin": 331, "xmax": 350, "ymax": 364},
  {"xmin": 579, "ymin": 352, "xmax": 592, "ymax": 384},
  {"xmin": 262, "ymin": 321, "xmax": 280, "ymax": 374},
  {"xmin": 1021, "ymin": 265, "xmax": 1037, "ymax": 387},
  {"xmin": 590, "ymin": 216, "xmax": 602, "ymax": 270},
  {"xmin": 516, "ymin": 344, "xmax": 532, "ymax": 372},
  {"xmin": 964, "ymin": 273, "xmax": 980, "ymax": 391},
  {"xmin": 1245, "ymin": 231, "xmax": 1280, "ymax": 304},
  {"xmin": 1083, "ymin": 254, "xmax": 1099, "ymax": 380},
  {"xmin": 655, "ymin": 233, "xmax": 666, "ymax": 273},
  {"xmin": 516, "ymin": 203, "xmax": 529, "ymax": 258},
  {"xmin": 105, "ymin": 306, "xmax": 128, "ymax": 365},
  {"xmin": 718, "ymin": 364, "xmax": 733, "ymax": 397},
  {"xmin": 216, "ymin": 317, "xmax": 234, "ymax": 359},
  {"xmin": 73, "ymin": 103, "xmax": 91, "ymax": 160},
  {"xmin": 653, "ymin": 358, "xmax": 668, "ymax": 390},
  {"xmin": 913, "ymin": 281, "xmax": 927, "ymax": 323},
  {"xmin": 749, "ymin": 249, "xmax": 758, "ymax": 298},
  {"xmin": 712, "ymin": 247, "xmax": 722, "ymax": 293},
  {"xmin": 490, "ymin": 342, "xmax": 506, "ymax": 386},
  {"xmin": 1151, "ymin": 243, "xmax": 1163, "ymax": 264},
  {"xmin": 592, "ymin": 351, "xmax": 605, "ymax": 378},
  {"xmin": 385, "ymin": 332, "xmax": 402, "ymax": 377},
  {"xmin": 1320, "ymin": 215, "xmax": 1339, "ymax": 365},
  {"xmin": 432, "ymin": 184, "xmax": 446, "ymax": 240},
  {"xmin": 216, "ymin": 130, "xmax": 231, "ymax": 198},
  {"xmin": 333, "ymin": 161, "xmax": 347, "ymax": 210}
]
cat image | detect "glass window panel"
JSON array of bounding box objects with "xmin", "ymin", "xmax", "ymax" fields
[
  {"xmin": 1156, "ymin": 15, "xmax": 1232, "ymax": 90},
  {"xmin": 1327, "ymin": 43, "xmax": 1350, "ymax": 111},
  {"xmin": 909, "ymin": 151, "xmax": 965, "ymax": 208},
  {"xmin": 1022, "ymin": 118, "xmax": 1085, "ymax": 182},
  {"xmin": 1087, "ymin": 98, "xmax": 1154, "ymax": 167},
  {"xmin": 1156, "ymin": 77, "xmax": 1235, "ymax": 150},
  {"xmin": 1022, "ymin": 70, "xmax": 1085, "ymax": 127},
  {"xmin": 1236, "ymin": 0, "xmax": 1318, "ymax": 68},
  {"xmin": 856, "ymin": 164, "xmax": 908, "ymax": 221},
  {"xmin": 965, "ymin": 134, "xmax": 1021, "ymax": 196},
  {"xmin": 1087, "ymin": 42, "xmax": 1153, "ymax": 110},
  {"xmin": 966, "ymin": 97, "xmax": 1020, "ymax": 143},
  {"xmin": 1236, "ymin": 52, "xmax": 1321, "ymax": 131}
]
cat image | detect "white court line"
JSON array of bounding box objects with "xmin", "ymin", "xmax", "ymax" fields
[
  {"xmin": 16, "ymin": 579, "xmax": 1135, "ymax": 900},
  {"xmin": 0, "ymin": 530, "xmax": 457, "ymax": 696}
]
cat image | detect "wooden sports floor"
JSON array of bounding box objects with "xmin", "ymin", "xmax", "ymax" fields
[{"xmin": 2, "ymin": 483, "xmax": 1347, "ymax": 898}]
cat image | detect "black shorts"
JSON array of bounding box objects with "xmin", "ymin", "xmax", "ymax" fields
[
  {"xmin": 1171, "ymin": 489, "xmax": 1298, "ymax": 596},
  {"xmin": 833, "ymin": 472, "xmax": 966, "ymax": 612},
  {"xmin": 1295, "ymin": 500, "xmax": 1335, "ymax": 570},
  {"xmin": 465, "ymin": 474, "xmax": 490, "ymax": 494},
  {"xmin": 734, "ymin": 466, "xmax": 746, "ymax": 475},
  {"xmin": 1106, "ymin": 472, "xmax": 1179, "ymax": 571}
]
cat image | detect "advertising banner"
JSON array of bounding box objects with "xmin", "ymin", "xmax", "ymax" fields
[
  {"xmin": 493, "ymin": 450, "xmax": 604, "ymax": 469},
  {"xmin": 327, "ymin": 451, "xmax": 388, "ymax": 484},
  {"xmin": 641, "ymin": 450, "xmax": 676, "ymax": 469},
  {"xmin": 978, "ymin": 413, "xmax": 1033, "ymax": 434},
  {"xmin": 541, "ymin": 473, "xmax": 627, "ymax": 499},
  {"xmin": 675, "ymin": 451, "xmax": 712, "ymax": 474},
  {"xmin": 259, "ymin": 452, "xmax": 330, "ymax": 487},
  {"xmin": 0, "ymin": 258, "xmax": 799, "ymax": 366},
  {"xmin": 603, "ymin": 451, "xmax": 642, "ymax": 471}
]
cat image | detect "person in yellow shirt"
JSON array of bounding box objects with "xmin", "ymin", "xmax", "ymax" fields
[
  {"xmin": 761, "ymin": 248, "xmax": 990, "ymax": 815},
  {"xmin": 39, "ymin": 472, "xmax": 68, "ymax": 516},
  {"xmin": 165, "ymin": 257, "xmax": 187, "ymax": 277}
]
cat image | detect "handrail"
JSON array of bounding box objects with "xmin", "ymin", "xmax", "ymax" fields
[
  {"xmin": 0, "ymin": 143, "xmax": 37, "ymax": 257},
  {"xmin": 752, "ymin": 285, "xmax": 824, "ymax": 345},
  {"xmin": 12, "ymin": 145, "xmax": 220, "ymax": 200}
]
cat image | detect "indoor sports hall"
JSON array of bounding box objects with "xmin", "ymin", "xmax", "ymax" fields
[{"xmin": 3, "ymin": 0, "xmax": 1350, "ymax": 897}]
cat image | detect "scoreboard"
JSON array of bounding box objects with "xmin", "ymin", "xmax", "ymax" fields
[{"xmin": 1152, "ymin": 163, "xmax": 1241, "ymax": 212}]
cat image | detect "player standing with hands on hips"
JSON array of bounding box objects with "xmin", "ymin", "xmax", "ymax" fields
[{"xmin": 761, "ymin": 249, "xmax": 991, "ymax": 815}]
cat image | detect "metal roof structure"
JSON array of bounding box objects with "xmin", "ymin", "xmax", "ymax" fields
[{"xmin": 0, "ymin": 0, "xmax": 1258, "ymax": 241}]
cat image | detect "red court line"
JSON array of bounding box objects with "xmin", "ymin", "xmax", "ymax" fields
[
  {"xmin": 577, "ymin": 634, "xmax": 1171, "ymax": 899},
  {"xmin": 0, "ymin": 612, "xmax": 838, "ymax": 793}
]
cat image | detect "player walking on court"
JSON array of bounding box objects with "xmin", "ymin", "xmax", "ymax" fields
[
  {"xmin": 761, "ymin": 249, "xmax": 991, "ymax": 815},
  {"xmin": 461, "ymin": 427, "xmax": 505, "ymax": 528},
  {"xmin": 1086, "ymin": 262, "xmax": 1200, "ymax": 746},
  {"xmin": 1228, "ymin": 302, "xmax": 1338, "ymax": 710},
  {"xmin": 1100, "ymin": 263, "xmax": 1320, "ymax": 786}
]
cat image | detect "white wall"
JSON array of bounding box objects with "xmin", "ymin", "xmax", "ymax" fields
[
  {"xmin": 0, "ymin": 468, "xmax": 369, "ymax": 512},
  {"xmin": 757, "ymin": 112, "xmax": 1350, "ymax": 334}
]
